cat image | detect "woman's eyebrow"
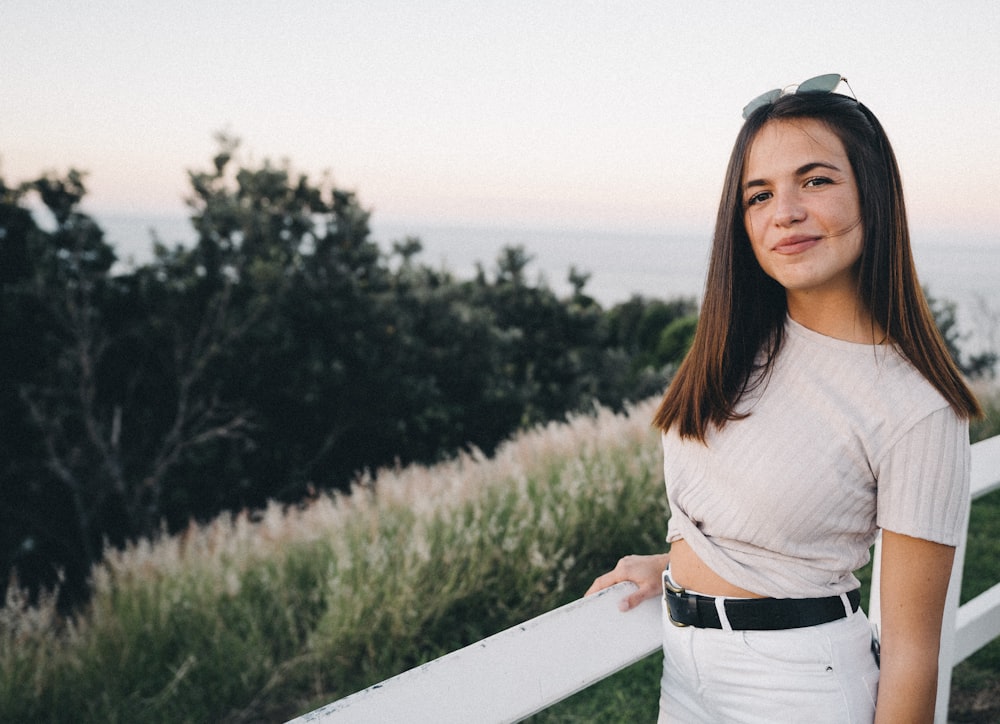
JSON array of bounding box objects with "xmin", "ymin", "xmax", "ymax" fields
[
  {"xmin": 743, "ymin": 161, "xmax": 844, "ymax": 191},
  {"xmin": 795, "ymin": 161, "xmax": 843, "ymax": 176}
]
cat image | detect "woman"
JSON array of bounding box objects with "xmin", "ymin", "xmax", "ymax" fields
[{"xmin": 587, "ymin": 74, "xmax": 981, "ymax": 723}]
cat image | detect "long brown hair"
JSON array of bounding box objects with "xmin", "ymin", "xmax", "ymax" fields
[{"xmin": 653, "ymin": 92, "xmax": 982, "ymax": 440}]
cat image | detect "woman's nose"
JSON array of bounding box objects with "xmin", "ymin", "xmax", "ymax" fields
[{"xmin": 773, "ymin": 192, "xmax": 806, "ymax": 226}]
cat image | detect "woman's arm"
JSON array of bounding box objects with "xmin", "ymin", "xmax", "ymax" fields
[
  {"xmin": 585, "ymin": 553, "xmax": 670, "ymax": 611},
  {"xmin": 874, "ymin": 529, "xmax": 957, "ymax": 723}
]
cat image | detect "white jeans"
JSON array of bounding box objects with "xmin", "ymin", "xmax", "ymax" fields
[{"xmin": 658, "ymin": 592, "xmax": 880, "ymax": 723}]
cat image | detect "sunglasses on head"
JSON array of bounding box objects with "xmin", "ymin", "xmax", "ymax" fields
[{"xmin": 741, "ymin": 73, "xmax": 857, "ymax": 119}]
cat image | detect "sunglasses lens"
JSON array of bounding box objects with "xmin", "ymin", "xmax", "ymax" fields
[
  {"xmin": 741, "ymin": 89, "xmax": 781, "ymax": 119},
  {"xmin": 796, "ymin": 73, "xmax": 843, "ymax": 94}
]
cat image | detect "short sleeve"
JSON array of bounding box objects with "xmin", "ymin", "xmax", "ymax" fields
[{"xmin": 876, "ymin": 406, "xmax": 970, "ymax": 546}]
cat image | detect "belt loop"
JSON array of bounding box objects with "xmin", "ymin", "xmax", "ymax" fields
[
  {"xmin": 839, "ymin": 592, "xmax": 852, "ymax": 618},
  {"xmin": 715, "ymin": 596, "xmax": 734, "ymax": 632}
]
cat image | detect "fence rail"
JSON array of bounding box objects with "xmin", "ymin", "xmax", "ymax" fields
[{"xmin": 289, "ymin": 433, "xmax": 1000, "ymax": 724}]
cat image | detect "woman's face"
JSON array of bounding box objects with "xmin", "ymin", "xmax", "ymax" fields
[{"xmin": 741, "ymin": 118, "xmax": 864, "ymax": 304}]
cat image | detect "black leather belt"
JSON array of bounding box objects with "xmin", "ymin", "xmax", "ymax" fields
[{"xmin": 663, "ymin": 571, "xmax": 861, "ymax": 631}]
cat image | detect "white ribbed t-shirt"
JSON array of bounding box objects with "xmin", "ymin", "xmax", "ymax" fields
[{"xmin": 663, "ymin": 316, "xmax": 970, "ymax": 598}]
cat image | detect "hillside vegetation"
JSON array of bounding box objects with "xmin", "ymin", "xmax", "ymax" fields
[
  {"xmin": 1, "ymin": 400, "xmax": 668, "ymax": 722},
  {"xmin": 1, "ymin": 144, "xmax": 704, "ymax": 611}
]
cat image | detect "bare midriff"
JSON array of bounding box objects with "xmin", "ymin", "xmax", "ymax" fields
[{"xmin": 669, "ymin": 539, "xmax": 766, "ymax": 598}]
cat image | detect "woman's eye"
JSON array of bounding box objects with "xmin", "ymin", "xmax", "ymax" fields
[
  {"xmin": 805, "ymin": 177, "xmax": 832, "ymax": 188},
  {"xmin": 746, "ymin": 191, "xmax": 771, "ymax": 207}
]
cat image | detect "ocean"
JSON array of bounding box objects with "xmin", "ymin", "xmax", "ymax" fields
[{"xmin": 98, "ymin": 213, "xmax": 998, "ymax": 355}]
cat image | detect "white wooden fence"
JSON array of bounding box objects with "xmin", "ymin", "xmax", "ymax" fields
[{"xmin": 288, "ymin": 434, "xmax": 1000, "ymax": 724}]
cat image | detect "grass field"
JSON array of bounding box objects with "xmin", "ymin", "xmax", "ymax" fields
[{"xmin": 2, "ymin": 393, "xmax": 998, "ymax": 723}]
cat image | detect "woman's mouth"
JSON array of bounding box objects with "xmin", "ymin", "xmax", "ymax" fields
[{"xmin": 774, "ymin": 235, "xmax": 821, "ymax": 254}]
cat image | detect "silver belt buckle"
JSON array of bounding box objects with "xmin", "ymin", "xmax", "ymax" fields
[{"xmin": 662, "ymin": 569, "xmax": 689, "ymax": 628}]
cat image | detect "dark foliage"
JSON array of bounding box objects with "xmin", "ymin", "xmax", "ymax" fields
[{"xmin": 0, "ymin": 138, "xmax": 697, "ymax": 610}]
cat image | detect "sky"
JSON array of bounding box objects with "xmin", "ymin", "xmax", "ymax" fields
[{"xmin": 2, "ymin": 1, "xmax": 999, "ymax": 246}]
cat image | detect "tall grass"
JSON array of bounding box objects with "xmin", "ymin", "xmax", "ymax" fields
[
  {"xmin": 2, "ymin": 389, "xmax": 998, "ymax": 723},
  {"xmin": 1, "ymin": 400, "xmax": 668, "ymax": 723}
]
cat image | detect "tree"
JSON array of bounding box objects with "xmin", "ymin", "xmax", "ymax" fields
[
  {"xmin": 926, "ymin": 288, "xmax": 997, "ymax": 380},
  {"xmin": 656, "ymin": 314, "xmax": 699, "ymax": 366},
  {"xmin": 0, "ymin": 168, "xmax": 261, "ymax": 604},
  {"xmin": 0, "ymin": 170, "xmax": 125, "ymax": 600}
]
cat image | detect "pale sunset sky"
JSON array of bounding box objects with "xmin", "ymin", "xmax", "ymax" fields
[{"xmin": 2, "ymin": 1, "xmax": 998, "ymax": 245}]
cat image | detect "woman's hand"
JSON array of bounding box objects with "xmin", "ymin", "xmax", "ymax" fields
[{"xmin": 585, "ymin": 553, "xmax": 670, "ymax": 611}]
